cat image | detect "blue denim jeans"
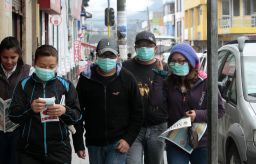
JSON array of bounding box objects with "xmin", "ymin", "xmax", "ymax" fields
[
  {"xmin": 126, "ymin": 122, "xmax": 167, "ymax": 164},
  {"xmin": 166, "ymin": 142, "xmax": 208, "ymax": 164},
  {"xmin": 87, "ymin": 142, "xmax": 127, "ymax": 164}
]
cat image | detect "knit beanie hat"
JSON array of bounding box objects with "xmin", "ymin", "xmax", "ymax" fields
[{"xmin": 168, "ymin": 43, "xmax": 199, "ymax": 69}]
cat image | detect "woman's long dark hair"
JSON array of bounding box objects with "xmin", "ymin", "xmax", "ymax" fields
[{"xmin": 0, "ymin": 36, "xmax": 23, "ymax": 65}]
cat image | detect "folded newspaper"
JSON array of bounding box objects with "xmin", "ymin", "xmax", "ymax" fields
[
  {"xmin": 0, "ymin": 98, "xmax": 19, "ymax": 133},
  {"xmin": 159, "ymin": 117, "xmax": 207, "ymax": 154},
  {"xmin": 40, "ymin": 97, "xmax": 60, "ymax": 123}
]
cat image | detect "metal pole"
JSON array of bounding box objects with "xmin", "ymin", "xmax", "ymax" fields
[
  {"xmin": 207, "ymin": 0, "xmax": 218, "ymax": 163},
  {"xmin": 107, "ymin": 0, "xmax": 110, "ymax": 38},
  {"xmin": 147, "ymin": 6, "xmax": 151, "ymax": 31},
  {"xmin": 117, "ymin": 0, "xmax": 127, "ymax": 60}
]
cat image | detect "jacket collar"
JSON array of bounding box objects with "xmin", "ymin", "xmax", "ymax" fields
[
  {"xmin": 0, "ymin": 62, "xmax": 23, "ymax": 79},
  {"xmin": 193, "ymin": 71, "xmax": 207, "ymax": 88},
  {"xmin": 1, "ymin": 64, "xmax": 17, "ymax": 79}
]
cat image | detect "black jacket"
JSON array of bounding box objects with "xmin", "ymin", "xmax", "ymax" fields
[
  {"xmin": 72, "ymin": 64, "xmax": 143, "ymax": 151},
  {"xmin": 9, "ymin": 73, "xmax": 81, "ymax": 155}
]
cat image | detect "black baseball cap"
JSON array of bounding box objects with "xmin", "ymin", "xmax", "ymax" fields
[
  {"xmin": 96, "ymin": 38, "xmax": 119, "ymax": 56},
  {"xmin": 135, "ymin": 31, "xmax": 156, "ymax": 45}
]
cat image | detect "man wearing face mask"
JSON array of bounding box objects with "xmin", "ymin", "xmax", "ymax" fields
[
  {"xmin": 123, "ymin": 31, "xmax": 168, "ymax": 164},
  {"xmin": 72, "ymin": 38, "xmax": 143, "ymax": 164},
  {"xmin": 9, "ymin": 45, "xmax": 81, "ymax": 164}
]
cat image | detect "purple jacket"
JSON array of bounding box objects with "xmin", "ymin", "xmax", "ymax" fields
[{"xmin": 150, "ymin": 73, "xmax": 225, "ymax": 148}]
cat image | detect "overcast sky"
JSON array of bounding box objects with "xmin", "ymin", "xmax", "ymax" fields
[
  {"xmin": 86, "ymin": 0, "xmax": 163, "ymax": 27},
  {"xmin": 85, "ymin": 0, "xmax": 164, "ymax": 46},
  {"xmin": 87, "ymin": 0, "xmax": 153, "ymax": 18}
]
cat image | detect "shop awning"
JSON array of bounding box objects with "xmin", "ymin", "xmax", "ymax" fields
[
  {"xmin": 81, "ymin": 42, "xmax": 96, "ymax": 49},
  {"xmin": 38, "ymin": 0, "xmax": 61, "ymax": 15}
]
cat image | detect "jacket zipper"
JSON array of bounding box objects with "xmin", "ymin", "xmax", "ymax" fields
[
  {"xmin": 104, "ymin": 86, "xmax": 108, "ymax": 144},
  {"xmin": 22, "ymin": 122, "xmax": 26, "ymax": 137},
  {"xmin": 88, "ymin": 76, "xmax": 116, "ymax": 144},
  {"xmin": 43, "ymin": 83, "xmax": 48, "ymax": 155}
]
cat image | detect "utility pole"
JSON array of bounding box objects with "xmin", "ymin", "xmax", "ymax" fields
[
  {"xmin": 107, "ymin": 0, "xmax": 110, "ymax": 38},
  {"xmin": 207, "ymin": 0, "xmax": 218, "ymax": 163},
  {"xmin": 117, "ymin": 0, "xmax": 127, "ymax": 60},
  {"xmin": 147, "ymin": 6, "xmax": 151, "ymax": 31}
]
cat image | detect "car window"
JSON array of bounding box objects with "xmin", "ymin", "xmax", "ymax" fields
[
  {"xmin": 242, "ymin": 56, "xmax": 256, "ymax": 101},
  {"xmin": 218, "ymin": 51, "xmax": 228, "ymax": 72},
  {"xmin": 218, "ymin": 52, "xmax": 236, "ymax": 99}
]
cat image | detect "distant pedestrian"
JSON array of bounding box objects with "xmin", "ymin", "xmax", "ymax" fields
[
  {"xmin": 150, "ymin": 43, "xmax": 225, "ymax": 164},
  {"xmin": 72, "ymin": 38, "xmax": 143, "ymax": 164},
  {"xmin": 0, "ymin": 36, "xmax": 32, "ymax": 164},
  {"xmin": 127, "ymin": 53, "xmax": 132, "ymax": 60},
  {"xmin": 123, "ymin": 31, "xmax": 168, "ymax": 164},
  {"xmin": 9, "ymin": 45, "xmax": 81, "ymax": 164}
]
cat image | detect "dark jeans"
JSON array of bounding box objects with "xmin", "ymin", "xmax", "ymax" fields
[
  {"xmin": 166, "ymin": 142, "xmax": 208, "ymax": 164},
  {"xmin": 87, "ymin": 142, "xmax": 127, "ymax": 164},
  {"xmin": 126, "ymin": 122, "xmax": 167, "ymax": 164},
  {"xmin": 0, "ymin": 130, "xmax": 19, "ymax": 164}
]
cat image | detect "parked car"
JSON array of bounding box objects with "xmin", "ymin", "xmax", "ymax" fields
[{"xmin": 200, "ymin": 36, "xmax": 256, "ymax": 164}]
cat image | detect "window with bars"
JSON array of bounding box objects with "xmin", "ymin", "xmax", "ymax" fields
[
  {"xmin": 233, "ymin": 0, "xmax": 240, "ymax": 16},
  {"xmin": 176, "ymin": 0, "xmax": 182, "ymax": 12},
  {"xmin": 12, "ymin": 0, "xmax": 23, "ymax": 45},
  {"xmin": 12, "ymin": 0, "xmax": 23, "ymax": 15},
  {"xmin": 222, "ymin": 0, "xmax": 230, "ymax": 15}
]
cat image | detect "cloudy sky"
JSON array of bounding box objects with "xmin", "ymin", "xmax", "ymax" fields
[{"xmin": 87, "ymin": 0, "xmax": 153, "ymax": 18}]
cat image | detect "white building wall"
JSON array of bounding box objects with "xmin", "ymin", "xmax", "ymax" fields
[
  {"xmin": 48, "ymin": 0, "xmax": 72, "ymax": 76},
  {"xmin": 22, "ymin": 0, "xmax": 34, "ymax": 65},
  {"xmin": 175, "ymin": 0, "xmax": 185, "ymax": 42},
  {"xmin": 0, "ymin": 0, "xmax": 12, "ymax": 40},
  {"xmin": 57, "ymin": 0, "xmax": 70, "ymax": 76}
]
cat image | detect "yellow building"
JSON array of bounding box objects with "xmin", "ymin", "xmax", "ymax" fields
[
  {"xmin": 183, "ymin": 0, "xmax": 256, "ymax": 51},
  {"xmin": 184, "ymin": 0, "xmax": 207, "ymax": 51},
  {"xmin": 218, "ymin": 0, "xmax": 256, "ymax": 41}
]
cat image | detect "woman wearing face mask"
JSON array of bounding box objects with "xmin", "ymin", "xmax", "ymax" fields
[
  {"xmin": 72, "ymin": 38, "xmax": 143, "ymax": 164},
  {"xmin": 9, "ymin": 45, "xmax": 81, "ymax": 164},
  {"xmin": 149, "ymin": 43, "xmax": 224, "ymax": 164},
  {"xmin": 0, "ymin": 36, "xmax": 32, "ymax": 164}
]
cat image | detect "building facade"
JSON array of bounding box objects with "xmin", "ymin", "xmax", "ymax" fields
[
  {"xmin": 183, "ymin": 0, "xmax": 256, "ymax": 52},
  {"xmin": 163, "ymin": 0, "xmax": 175, "ymax": 37},
  {"xmin": 0, "ymin": 0, "xmax": 37, "ymax": 65},
  {"xmin": 0, "ymin": 0, "xmax": 85, "ymax": 80},
  {"xmin": 184, "ymin": 0, "xmax": 207, "ymax": 52},
  {"xmin": 218, "ymin": 0, "xmax": 256, "ymax": 41},
  {"xmin": 175, "ymin": 0, "xmax": 185, "ymax": 43}
]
